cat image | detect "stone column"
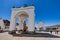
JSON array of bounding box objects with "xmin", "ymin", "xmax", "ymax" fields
[
  {"xmin": 9, "ymin": 13, "xmax": 16, "ymax": 32},
  {"xmin": 21, "ymin": 19, "xmax": 25, "ymax": 30},
  {"xmin": 28, "ymin": 15, "xmax": 35, "ymax": 32},
  {"xmin": 18, "ymin": 20, "xmax": 24, "ymax": 30}
]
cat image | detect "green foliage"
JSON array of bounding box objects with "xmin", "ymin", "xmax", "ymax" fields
[
  {"xmin": 3, "ymin": 20, "xmax": 10, "ymax": 26},
  {"xmin": 46, "ymin": 28, "xmax": 57, "ymax": 31}
]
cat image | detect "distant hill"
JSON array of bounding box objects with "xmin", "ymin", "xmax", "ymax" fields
[{"xmin": 46, "ymin": 25, "xmax": 60, "ymax": 28}]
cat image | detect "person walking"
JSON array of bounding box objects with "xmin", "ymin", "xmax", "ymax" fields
[{"xmin": 50, "ymin": 31, "xmax": 52, "ymax": 34}]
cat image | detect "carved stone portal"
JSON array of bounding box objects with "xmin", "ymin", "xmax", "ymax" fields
[{"xmin": 9, "ymin": 6, "xmax": 35, "ymax": 34}]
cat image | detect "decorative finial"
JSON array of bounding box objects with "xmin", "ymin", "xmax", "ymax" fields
[
  {"xmin": 24, "ymin": 4, "xmax": 28, "ymax": 7},
  {"xmin": 12, "ymin": 6, "xmax": 15, "ymax": 8},
  {"xmin": 31, "ymin": 3, "xmax": 34, "ymax": 6}
]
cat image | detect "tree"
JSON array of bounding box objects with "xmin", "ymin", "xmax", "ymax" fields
[{"xmin": 3, "ymin": 20, "xmax": 10, "ymax": 28}]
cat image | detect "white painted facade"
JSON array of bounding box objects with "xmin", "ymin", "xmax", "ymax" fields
[
  {"xmin": 0, "ymin": 19, "xmax": 5, "ymax": 30},
  {"xmin": 9, "ymin": 6, "xmax": 35, "ymax": 32}
]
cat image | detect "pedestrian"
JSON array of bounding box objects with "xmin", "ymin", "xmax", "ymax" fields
[
  {"xmin": 56, "ymin": 31, "xmax": 58, "ymax": 34},
  {"xmin": 50, "ymin": 31, "xmax": 52, "ymax": 34}
]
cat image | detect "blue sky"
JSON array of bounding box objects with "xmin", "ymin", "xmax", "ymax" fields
[{"xmin": 0, "ymin": 0, "xmax": 60, "ymax": 26}]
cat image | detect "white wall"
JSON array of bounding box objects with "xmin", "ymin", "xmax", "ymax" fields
[{"xmin": 0, "ymin": 19, "xmax": 5, "ymax": 30}]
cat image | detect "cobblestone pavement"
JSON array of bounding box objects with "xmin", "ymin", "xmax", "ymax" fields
[{"xmin": 0, "ymin": 32, "xmax": 60, "ymax": 40}]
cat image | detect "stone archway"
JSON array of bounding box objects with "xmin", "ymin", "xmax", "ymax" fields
[
  {"xmin": 15, "ymin": 12, "xmax": 29, "ymax": 33},
  {"xmin": 9, "ymin": 6, "xmax": 35, "ymax": 34}
]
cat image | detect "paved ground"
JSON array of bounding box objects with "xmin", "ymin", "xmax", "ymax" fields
[{"xmin": 0, "ymin": 32, "xmax": 60, "ymax": 40}]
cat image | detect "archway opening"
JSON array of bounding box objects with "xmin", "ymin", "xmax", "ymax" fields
[{"xmin": 15, "ymin": 12, "xmax": 29, "ymax": 34}]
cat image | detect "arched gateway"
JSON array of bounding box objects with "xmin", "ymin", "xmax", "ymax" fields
[{"xmin": 9, "ymin": 6, "xmax": 35, "ymax": 34}]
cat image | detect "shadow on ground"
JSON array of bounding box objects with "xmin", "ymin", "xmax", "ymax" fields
[{"xmin": 10, "ymin": 33, "xmax": 60, "ymax": 38}]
